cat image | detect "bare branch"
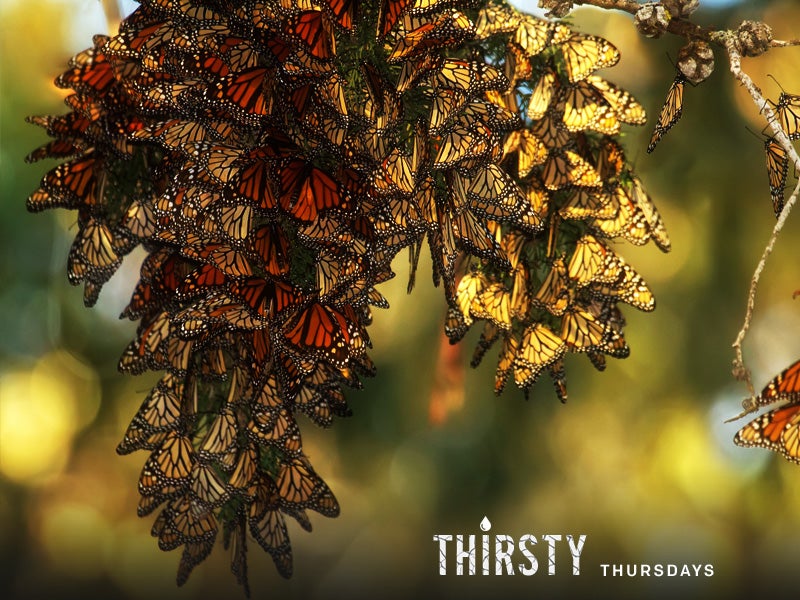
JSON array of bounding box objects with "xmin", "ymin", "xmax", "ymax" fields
[{"xmin": 770, "ymin": 39, "xmax": 800, "ymax": 48}]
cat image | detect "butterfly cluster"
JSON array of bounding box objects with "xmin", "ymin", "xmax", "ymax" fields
[
  {"xmin": 445, "ymin": 2, "xmax": 669, "ymax": 400},
  {"xmin": 25, "ymin": 0, "xmax": 668, "ymax": 591}
]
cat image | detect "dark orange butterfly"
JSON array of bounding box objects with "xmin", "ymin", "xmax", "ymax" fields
[
  {"xmin": 283, "ymin": 301, "xmax": 359, "ymax": 368},
  {"xmin": 215, "ymin": 67, "xmax": 275, "ymax": 121},
  {"xmin": 734, "ymin": 359, "xmax": 800, "ymax": 463},
  {"xmin": 283, "ymin": 10, "xmax": 336, "ymax": 60},
  {"xmin": 27, "ymin": 152, "xmax": 101, "ymax": 212},
  {"xmin": 377, "ymin": 0, "xmax": 413, "ymax": 38},
  {"xmin": 279, "ymin": 160, "xmax": 351, "ymax": 222},
  {"xmin": 248, "ymin": 224, "xmax": 291, "ymax": 277},
  {"xmin": 56, "ymin": 41, "xmax": 116, "ymax": 98},
  {"xmin": 323, "ymin": 0, "xmax": 357, "ymax": 30}
]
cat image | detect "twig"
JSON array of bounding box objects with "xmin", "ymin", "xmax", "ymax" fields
[{"xmin": 770, "ymin": 39, "xmax": 800, "ymax": 48}]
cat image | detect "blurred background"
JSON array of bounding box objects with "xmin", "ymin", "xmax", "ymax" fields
[{"xmin": 1, "ymin": 1, "xmax": 800, "ymax": 599}]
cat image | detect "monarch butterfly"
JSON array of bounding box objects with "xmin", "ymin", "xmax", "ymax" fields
[
  {"xmin": 596, "ymin": 139, "xmax": 626, "ymax": 179},
  {"xmin": 593, "ymin": 185, "xmax": 651, "ymax": 246},
  {"xmin": 647, "ymin": 72, "xmax": 686, "ymax": 153},
  {"xmin": 542, "ymin": 149, "xmax": 603, "ymax": 191},
  {"xmin": 372, "ymin": 148, "xmax": 416, "ymax": 195},
  {"xmin": 429, "ymin": 89, "xmax": 469, "ymax": 134},
  {"xmin": 764, "ymin": 136, "xmax": 789, "ymax": 217},
  {"xmin": 560, "ymin": 307, "xmax": 605, "ymax": 351},
  {"xmin": 184, "ymin": 242, "xmax": 253, "ymax": 278},
  {"xmin": 445, "ymin": 305, "xmax": 470, "ymax": 342},
  {"xmin": 56, "ymin": 42, "xmax": 116, "ymax": 97},
  {"xmin": 25, "ymin": 138, "xmax": 86, "ymax": 163},
  {"xmin": 122, "ymin": 250, "xmax": 187, "ymax": 319},
  {"xmin": 190, "ymin": 143, "xmax": 243, "ymax": 184},
  {"xmin": 122, "ymin": 198, "xmax": 159, "ymax": 239},
  {"xmin": 530, "ymin": 111, "xmax": 572, "ymax": 149},
  {"xmin": 461, "ymin": 100, "xmax": 519, "ymax": 134},
  {"xmin": 561, "ymin": 80, "xmax": 604, "ymax": 133},
  {"xmin": 503, "ymin": 44, "xmax": 531, "ymax": 89},
  {"xmin": 283, "ymin": 10, "xmax": 336, "ymax": 60},
  {"xmin": 527, "ymin": 69, "xmax": 557, "ymax": 121},
  {"xmin": 772, "ymin": 91, "xmax": 800, "ymax": 141},
  {"xmin": 502, "ymin": 129, "xmax": 548, "ymax": 179},
  {"xmin": 388, "ymin": 11, "xmax": 474, "ymax": 63},
  {"xmin": 153, "ymin": 495, "xmax": 217, "ymax": 554},
  {"xmin": 191, "ymin": 462, "xmax": 229, "ymax": 512},
  {"xmin": 396, "ymin": 52, "xmax": 441, "ymax": 93},
  {"xmin": 233, "ymin": 156, "xmax": 279, "ymax": 210},
  {"xmin": 283, "ymin": 301, "xmax": 358, "ymax": 368},
  {"xmin": 249, "ymin": 476, "xmax": 294, "ymax": 578},
  {"xmin": 27, "ymin": 110, "xmax": 95, "ymax": 142},
  {"xmin": 377, "ymin": 0, "xmax": 413, "ymax": 38},
  {"xmin": 494, "ymin": 331, "xmax": 520, "ymax": 394},
  {"xmin": 513, "ymin": 322, "xmax": 566, "ymax": 390},
  {"xmin": 360, "ymin": 61, "xmax": 403, "ymax": 131},
  {"xmin": 474, "ymin": 2, "xmax": 521, "ymax": 40},
  {"xmin": 628, "ymin": 175, "xmax": 671, "ymax": 252},
  {"xmin": 560, "ymin": 189, "xmax": 614, "ymax": 220},
  {"xmin": 138, "ymin": 431, "xmax": 195, "ymax": 497},
  {"xmin": 558, "ymin": 33, "xmax": 620, "ymax": 83},
  {"xmin": 546, "ymin": 359, "xmax": 568, "ymax": 403},
  {"xmin": 67, "ymin": 217, "xmax": 122, "ymax": 284},
  {"xmin": 535, "ymin": 256, "xmax": 571, "ymax": 316},
  {"xmin": 315, "ymin": 250, "xmax": 363, "ymax": 298},
  {"xmin": 249, "ymin": 395, "xmax": 304, "ymax": 456},
  {"xmin": 117, "ymin": 374, "xmax": 185, "ymax": 455},
  {"xmin": 434, "ymin": 121, "xmax": 499, "ymax": 170},
  {"xmin": 136, "ymin": 119, "xmax": 226, "ymax": 151},
  {"xmin": 456, "ymin": 271, "xmax": 489, "ymax": 326},
  {"xmin": 176, "ymin": 264, "xmax": 227, "ymax": 300},
  {"xmin": 279, "ymin": 160, "xmax": 351, "ymax": 222},
  {"xmin": 248, "ymin": 224, "xmax": 291, "ymax": 277},
  {"xmin": 431, "ymin": 59, "xmax": 507, "ymax": 95},
  {"xmin": 734, "ymin": 358, "xmax": 800, "ymax": 463},
  {"xmin": 228, "ymin": 442, "xmax": 259, "ymax": 492},
  {"xmin": 509, "ymin": 264, "xmax": 531, "ymax": 319},
  {"xmin": 198, "ymin": 406, "xmax": 238, "ymax": 461},
  {"xmin": 293, "ymin": 374, "xmax": 351, "ymax": 427},
  {"xmin": 589, "ymin": 76, "xmax": 647, "ymax": 126},
  {"xmin": 215, "ymin": 67, "xmax": 275, "ymax": 121},
  {"xmin": 322, "ymin": 0, "xmax": 357, "ymax": 30},
  {"xmin": 275, "ymin": 456, "xmax": 340, "ymax": 517},
  {"xmin": 513, "ymin": 14, "xmax": 569, "ymax": 58},
  {"xmin": 149, "ymin": 0, "xmax": 223, "ymax": 27},
  {"xmin": 27, "ymin": 152, "xmax": 101, "ymax": 212},
  {"xmin": 452, "ymin": 164, "xmax": 526, "ymax": 223},
  {"xmin": 589, "ymin": 257, "xmax": 655, "ymax": 312}
]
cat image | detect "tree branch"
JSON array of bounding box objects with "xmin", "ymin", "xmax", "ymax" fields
[{"xmin": 723, "ymin": 33, "xmax": 800, "ymax": 411}]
